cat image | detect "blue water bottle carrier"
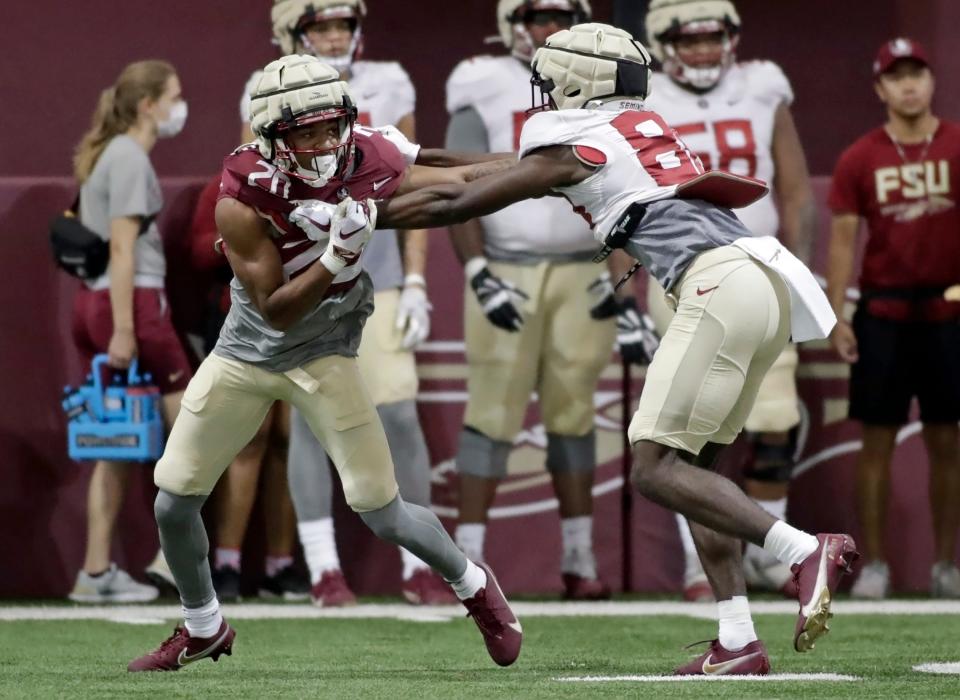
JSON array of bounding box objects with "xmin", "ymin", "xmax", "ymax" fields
[{"xmin": 63, "ymin": 354, "xmax": 166, "ymax": 462}]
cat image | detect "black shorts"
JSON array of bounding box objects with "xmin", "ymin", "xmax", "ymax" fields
[{"xmin": 849, "ymin": 308, "xmax": 960, "ymax": 425}]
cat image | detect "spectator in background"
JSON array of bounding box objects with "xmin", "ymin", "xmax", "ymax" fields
[
  {"xmin": 68, "ymin": 60, "xmax": 191, "ymax": 602},
  {"xmin": 188, "ymin": 177, "xmax": 309, "ymax": 602},
  {"xmin": 643, "ymin": 0, "xmax": 815, "ymax": 601},
  {"xmin": 264, "ymin": 0, "xmax": 449, "ymax": 605},
  {"xmin": 826, "ymin": 38, "xmax": 960, "ymax": 599},
  {"xmin": 442, "ymin": 0, "xmax": 618, "ymax": 600}
]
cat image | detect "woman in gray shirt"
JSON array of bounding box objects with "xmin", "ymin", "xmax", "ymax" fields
[{"xmin": 68, "ymin": 60, "xmax": 191, "ymax": 603}]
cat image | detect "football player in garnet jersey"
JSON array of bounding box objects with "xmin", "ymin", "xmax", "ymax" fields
[
  {"xmin": 127, "ymin": 55, "xmax": 521, "ymax": 673},
  {"xmin": 443, "ymin": 0, "xmax": 626, "ymax": 602},
  {"xmin": 643, "ymin": 0, "xmax": 816, "ymax": 602},
  {"xmin": 262, "ymin": 0, "xmax": 452, "ymax": 607},
  {"xmin": 357, "ymin": 24, "xmax": 857, "ymax": 675}
]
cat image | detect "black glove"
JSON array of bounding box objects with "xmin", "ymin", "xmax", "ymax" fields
[
  {"xmin": 616, "ymin": 297, "xmax": 660, "ymax": 365},
  {"xmin": 468, "ymin": 260, "xmax": 529, "ymax": 332},
  {"xmin": 587, "ymin": 272, "xmax": 621, "ymax": 320}
]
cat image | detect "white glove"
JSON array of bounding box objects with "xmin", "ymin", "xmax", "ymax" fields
[
  {"xmin": 373, "ymin": 125, "xmax": 420, "ymax": 165},
  {"xmin": 289, "ymin": 199, "xmax": 338, "ymax": 242},
  {"xmin": 395, "ymin": 274, "xmax": 433, "ymax": 349},
  {"xmin": 319, "ymin": 198, "xmax": 378, "ymax": 275}
]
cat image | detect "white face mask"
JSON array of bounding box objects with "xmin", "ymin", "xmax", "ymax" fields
[{"xmin": 157, "ymin": 101, "xmax": 188, "ymax": 138}]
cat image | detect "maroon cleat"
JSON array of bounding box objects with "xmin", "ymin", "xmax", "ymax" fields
[
  {"xmin": 562, "ymin": 573, "xmax": 611, "ymax": 601},
  {"xmin": 310, "ymin": 569, "xmax": 357, "ymax": 608},
  {"xmin": 127, "ymin": 620, "xmax": 235, "ymax": 672},
  {"xmin": 461, "ymin": 563, "xmax": 522, "ymax": 666},
  {"xmin": 792, "ymin": 533, "xmax": 859, "ymax": 652},
  {"xmin": 674, "ymin": 639, "xmax": 770, "ymax": 676},
  {"xmin": 402, "ymin": 569, "xmax": 457, "ymax": 606}
]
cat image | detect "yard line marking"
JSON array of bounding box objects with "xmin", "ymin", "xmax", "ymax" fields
[
  {"xmin": 3, "ymin": 600, "xmax": 960, "ymax": 622},
  {"xmin": 554, "ymin": 673, "xmax": 861, "ymax": 682},
  {"xmin": 913, "ymin": 662, "xmax": 960, "ymax": 675}
]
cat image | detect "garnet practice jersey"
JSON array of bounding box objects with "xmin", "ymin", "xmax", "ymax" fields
[
  {"xmin": 518, "ymin": 107, "xmax": 749, "ymax": 290},
  {"xmin": 645, "ymin": 61, "xmax": 792, "ymax": 237},
  {"xmin": 241, "ymin": 61, "xmax": 415, "ymax": 291},
  {"xmin": 828, "ymin": 121, "xmax": 960, "ymax": 291},
  {"xmin": 213, "ymin": 129, "xmax": 406, "ymax": 372},
  {"xmin": 446, "ymin": 55, "xmax": 597, "ymax": 261}
]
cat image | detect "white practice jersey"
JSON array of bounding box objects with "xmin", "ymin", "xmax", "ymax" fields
[
  {"xmin": 241, "ymin": 60, "xmax": 416, "ymax": 292},
  {"xmin": 446, "ymin": 55, "xmax": 596, "ymax": 260},
  {"xmin": 645, "ymin": 61, "xmax": 793, "ymax": 238}
]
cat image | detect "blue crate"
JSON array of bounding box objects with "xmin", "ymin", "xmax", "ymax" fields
[{"xmin": 63, "ymin": 354, "xmax": 165, "ymax": 462}]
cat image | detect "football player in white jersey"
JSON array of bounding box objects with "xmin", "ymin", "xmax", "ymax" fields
[
  {"xmin": 643, "ymin": 0, "xmax": 817, "ymax": 602},
  {"xmin": 256, "ymin": 0, "xmax": 454, "ymax": 606},
  {"xmin": 443, "ymin": 0, "xmax": 648, "ymax": 600},
  {"xmin": 357, "ymin": 23, "xmax": 857, "ymax": 675}
]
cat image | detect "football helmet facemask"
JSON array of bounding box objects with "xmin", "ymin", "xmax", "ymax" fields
[
  {"xmin": 530, "ymin": 23, "xmax": 652, "ymax": 112},
  {"xmin": 645, "ymin": 0, "xmax": 741, "ymax": 90},
  {"xmin": 272, "ymin": 0, "xmax": 367, "ymax": 72},
  {"xmin": 248, "ymin": 55, "xmax": 358, "ymax": 187},
  {"xmin": 497, "ymin": 0, "xmax": 592, "ymax": 63}
]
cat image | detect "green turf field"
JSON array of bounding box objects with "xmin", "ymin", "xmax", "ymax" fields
[{"xmin": 1, "ymin": 604, "xmax": 959, "ymax": 698}]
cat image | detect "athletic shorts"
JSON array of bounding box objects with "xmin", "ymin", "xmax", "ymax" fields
[
  {"xmin": 849, "ymin": 308, "xmax": 960, "ymax": 424},
  {"xmin": 629, "ymin": 246, "xmax": 792, "ymax": 454},
  {"xmin": 71, "ymin": 287, "xmax": 192, "ymax": 394},
  {"xmin": 154, "ymin": 353, "xmax": 398, "ymax": 511}
]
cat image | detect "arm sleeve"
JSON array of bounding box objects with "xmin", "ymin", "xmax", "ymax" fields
[
  {"xmin": 107, "ymin": 145, "xmax": 154, "ymax": 220},
  {"xmin": 827, "ymin": 146, "xmax": 862, "ymax": 214},
  {"xmin": 444, "ymin": 106, "xmax": 489, "ymax": 153}
]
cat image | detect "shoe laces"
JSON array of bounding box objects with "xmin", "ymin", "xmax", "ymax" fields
[
  {"xmin": 464, "ymin": 590, "xmax": 504, "ymax": 636},
  {"xmin": 681, "ymin": 639, "xmax": 717, "ymax": 652},
  {"xmin": 156, "ymin": 627, "xmax": 188, "ymax": 654}
]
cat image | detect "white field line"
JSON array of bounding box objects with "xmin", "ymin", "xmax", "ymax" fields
[
  {"xmin": 554, "ymin": 673, "xmax": 860, "ymax": 682},
  {"xmin": 912, "ymin": 662, "xmax": 960, "ymax": 675},
  {"xmin": 2, "ymin": 599, "xmax": 960, "ymax": 622}
]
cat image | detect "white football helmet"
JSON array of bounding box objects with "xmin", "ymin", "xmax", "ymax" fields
[
  {"xmin": 272, "ymin": 0, "xmax": 367, "ymax": 72},
  {"xmin": 497, "ymin": 0, "xmax": 591, "ymax": 63},
  {"xmin": 248, "ymin": 54, "xmax": 358, "ymax": 187},
  {"xmin": 645, "ymin": 0, "xmax": 741, "ymax": 90},
  {"xmin": 530, "ymin": 23, "xmax": 652, "ymax": 111}
]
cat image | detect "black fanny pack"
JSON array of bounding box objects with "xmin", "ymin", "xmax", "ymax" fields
[{"xmin": 49, "ymin": 196, "xmax": 109, "ymax": 280}]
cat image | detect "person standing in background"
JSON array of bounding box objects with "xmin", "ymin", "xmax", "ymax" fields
[
  {"xmin": 643, "ymin": 0, "xmax": 816, "ymax": 601},
  {"xmin": 68, "ymin": 60, "xmax": 191, "ymax": 603},
  {"xmin": 262, "ymin": 0, "xmax": 450, "ymax": 605},
  {"xmin": 442, "ymin": 0, "xmax": 632, "ymax": 600},
  {"xmin": 827, "ymin": 38, "xmax": 960, "ymax": 599}
]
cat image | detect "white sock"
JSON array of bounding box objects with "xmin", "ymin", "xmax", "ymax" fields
[
  {"xmin": 214, "ymin": 547, "xmax": 241, "ymax": 572},
  {"xmin": 455, "ymin": 523, "xmax": 486, "ymax": 562},
  {"xmin": 183, "ymin": 597, "xmax": 223, "ymax": 639},
  {"xmin": 400, "ymin": 547, "xmax": 429, "ymax": 581},
  {"xmin": 297, "ymin": 518, "xmax": 341, "ymax": 584},
  {"xmin": 447, "ymin": 559, "xmax": 487, "ymax": 600},
  {"xmin": 265, "ymin": 555, "xmax": 293, "ymax": 578},
  {"xmin": 675, "ymin": 513, "xmax": 705, "ymax": 583},
  {"xmin": 755, "ymin": 497, "xmax": 788, "ymax": 522},
  {"xmin": 717, "ymin": 596, "xmax": 757, "ymax": 651},
  {"xmin": 763, "ymin": 520, "xmax": 819, "ymax": 567},
  {"xmin": 560, "ymin": 516, "xmax": 597, "ymax": 578}
]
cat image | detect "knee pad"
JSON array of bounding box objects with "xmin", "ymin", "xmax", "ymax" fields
[
  {"xmin": 456, "ymin": 426, "xmax": 512, "ymax": 479},
  {"xmin": 546, "ymin": 431, "xmax": 596, "ymax": 473},
  {"xmin": 154, "ymin": 490, "xmax": 206, "ymax": 528},
  {"xmin": 744, "ymin": 434, "xmax": 795, "ymax": 482}
]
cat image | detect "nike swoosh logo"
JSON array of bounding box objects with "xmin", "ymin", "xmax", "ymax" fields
[
  {"xmin": 282, "ymin": 240, "xmax": 309, "ymax": 249},
  {"xmin": 508, "ymin": 621, "xmax": 523, "ymax": 634},
  {"xmin": 801, "ymin": 543, "xmax": 830, "ymax": 616},
  {"xmin": 702, "ymin": 651, "xmax": 762, "ymax": 674},
  {"xmin": 339, "ymin": 228, "xmax": 361, "ymax": 240},
  {"xmin": 168, "ymin": 370, "xmax": 184, "ymax": 384},
  {"xmin": 177, "ymin": 627, "xmax": 229, "ymax": 666},
  {"xmin": 372, "ymin": 177, "xmax": 392, "ymax": 191},
  {"xmin": 696, "ymin": 285, "xmax": 719, "ymax": 296}
]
